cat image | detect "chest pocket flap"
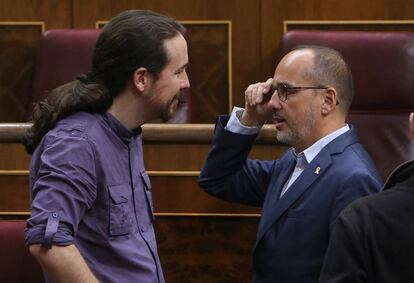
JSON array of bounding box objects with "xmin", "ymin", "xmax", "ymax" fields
[{"xmin": 108, "ymin": 184, "xmax": 133, "ymax": 236}]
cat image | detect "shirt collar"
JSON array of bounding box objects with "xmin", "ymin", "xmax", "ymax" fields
[
  {"xmin": 294, "ymin": 124, "xmax": 350, "ymax": 163},
  {"xmin": 103, "ymin": 112, "xmax": 142, "ymax": 142}
]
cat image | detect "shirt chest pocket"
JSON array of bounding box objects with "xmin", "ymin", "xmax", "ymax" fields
[{"xmin": 108, "ymin": 184, "xmax": 133, "ymax": 236}]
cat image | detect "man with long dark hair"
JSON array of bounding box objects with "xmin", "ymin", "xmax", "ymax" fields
[{"xmin": 24, "ymin": 10, "xmax": 190, "ymax": 283}]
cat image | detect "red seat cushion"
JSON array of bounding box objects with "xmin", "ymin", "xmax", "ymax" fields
[
  {"xmin": 0, "ymin": 220, "xmax": 44, "ymax": 283},
  {"xmin": 30, "ymin": 29, "xmax": 100, "ymax": 104}
]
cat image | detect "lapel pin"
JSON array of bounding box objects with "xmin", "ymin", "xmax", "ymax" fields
[{"xmin": 314, "ymin": 166, "xmax": 321, "ymax": 175}]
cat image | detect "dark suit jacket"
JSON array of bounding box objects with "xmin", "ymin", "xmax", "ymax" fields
[
  {"xmin": 319, "ymin": 160, "xmax": 414, "ymax": 283},
  {"xmin": 198, "ymin": 116, "xmax": 382, "ymax": 283}
]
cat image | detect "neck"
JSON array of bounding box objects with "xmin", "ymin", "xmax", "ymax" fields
[
  {"xmin": 293, "ymin": 116, "xmax": 346, "ymax": 152},
  {"xmin": 107, "ymin": 89, "xmax": 155, "ymax": 130},
  {"xmin": 319, "ymin": 119, "xmax": 346, "ymax": 139}
]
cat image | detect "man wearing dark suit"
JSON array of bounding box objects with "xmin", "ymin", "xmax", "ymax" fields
[
  {"xmin": 319, "ymin": 113, "xmax": 414, "ymax": 283},
  {"xmin": 198, "ymin": 46, "xmax": 382, "ymax": 283}
]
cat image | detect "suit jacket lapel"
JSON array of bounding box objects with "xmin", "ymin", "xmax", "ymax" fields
[
  {"xmin": 256, "ymin": 148, "xmax": 333, "ymax": 245},
  {"xmin": 268, "ymin": 151, "xmax": 297, "ymax": 206},
  {"xmin": 255, "ymin": 127, "xmax": 359, "ymax": 246}
]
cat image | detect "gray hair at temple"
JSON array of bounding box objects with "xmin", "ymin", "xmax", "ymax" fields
[{"xmin": 296, "ymin": 45, "xmax": 354, "ymax": 114}]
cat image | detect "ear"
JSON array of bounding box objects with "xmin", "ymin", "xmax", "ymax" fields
[
  {"xmin": 321, "ymin": 88, "xmax": 338, "ymax": 115},
  {"xmin": 132, "ymin": 67, "xmax": 152, "ymax": 92},
  {"xmin": 409, "ymin": 112, "xmax": 414, "ymax": 139}
]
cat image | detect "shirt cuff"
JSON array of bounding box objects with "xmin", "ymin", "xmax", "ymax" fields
[{"xmin": 224, "ymin": 107, "xmax": 262, "ymax": 135}]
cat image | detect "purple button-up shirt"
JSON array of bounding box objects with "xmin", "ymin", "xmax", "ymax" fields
[{"xmin": 25, "ymin": 112, "xmax": 164, "ymax": 283}]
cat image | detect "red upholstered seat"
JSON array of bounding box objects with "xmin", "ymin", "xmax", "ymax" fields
[
  {"xmin": 0, "ymin": 220, "xmax": 44, "ymax": 283},
  {"xmin": 276, "ymin": 31, "xmax": 414, "ymax": 180},
  {"xmin": 29, "ymin": 29, "xmax": 191, "ymax": 122},
  {"xmin": 30, "ymin": 29, "xmax": 99, "ymax": 105}
]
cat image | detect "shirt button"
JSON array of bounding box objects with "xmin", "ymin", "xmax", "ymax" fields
[{"xmin": 52, "ymin": 212, "xmax": 58, "ymax": 218}]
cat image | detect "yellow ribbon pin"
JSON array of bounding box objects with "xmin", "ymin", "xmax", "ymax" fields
[{"xmin": 314, "ymin": 166, "xmax": 321, "ymax": 175}]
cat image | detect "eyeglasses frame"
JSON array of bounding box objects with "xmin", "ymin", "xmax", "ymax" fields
[{"xmin": 271, "ymin": 82, "xmax": 338, "ymax": 105}]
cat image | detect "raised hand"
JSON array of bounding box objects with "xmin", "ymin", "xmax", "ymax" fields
[{"xmin": 240, "ymin": 78, "xmax": 275, "ymax": 127}]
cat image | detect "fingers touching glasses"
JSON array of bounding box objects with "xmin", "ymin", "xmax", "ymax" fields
[{"xmin": 270, "ymin": 83, "xmax": 329, "ymax": 102}]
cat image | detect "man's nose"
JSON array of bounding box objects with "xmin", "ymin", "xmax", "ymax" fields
[
  {"xmin": 181, "ymin": 70, "xmax": 190, "ymax": 89},
  {"xmin": 268, "ymin": 92, "xmax": 282, "ymax": 109}
]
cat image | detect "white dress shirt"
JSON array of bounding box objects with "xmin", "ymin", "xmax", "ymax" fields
[{"xmin": 225, "ymin": 107, "xmax": 350, "ymax": 197}]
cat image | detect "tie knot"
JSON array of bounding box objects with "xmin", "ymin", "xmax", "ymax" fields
[{"xmin": 296, "ymin": 153, "xmax": 308, "ymax": 170}]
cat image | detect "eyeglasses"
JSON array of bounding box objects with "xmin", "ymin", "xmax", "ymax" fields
[{"xmin": 272, "ymin": 83, "xmax": 329, "ymax": 102}]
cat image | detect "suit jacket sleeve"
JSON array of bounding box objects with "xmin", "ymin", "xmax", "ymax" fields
[{"xmin": 198, "ymin": 115, "xmax": 275, "ymax": 207}]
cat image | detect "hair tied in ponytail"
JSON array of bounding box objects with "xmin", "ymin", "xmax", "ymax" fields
[{"xmin": 77, "ymin": 72, "xmax": 95, "ymax": 84}]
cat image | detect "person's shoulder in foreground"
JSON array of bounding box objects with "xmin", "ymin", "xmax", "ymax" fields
[{"xmin": 319, "ymin": 113, "xmax": 414, "ymax": 283}]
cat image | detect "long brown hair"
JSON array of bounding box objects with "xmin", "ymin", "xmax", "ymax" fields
[{"xmin": 24, "ymin": 10, "xmax": 185, "ymax": 153}]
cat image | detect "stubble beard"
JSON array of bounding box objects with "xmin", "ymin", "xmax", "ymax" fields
[
  {"xmin": 160, "ymin": 92, "xmax": 181, "ymax": 122},
  {"xmin": 275, "ymin": 106, "xmax": 317, "ymax": 148}
]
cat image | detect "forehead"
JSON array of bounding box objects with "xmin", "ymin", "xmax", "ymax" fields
[
  {"xmin": 273, "ymin": 49, "xmax": 314, "ymax": 83},
  {"xmin": 162, "ymin": 33, "xmax": 188, "ymax": 68}
]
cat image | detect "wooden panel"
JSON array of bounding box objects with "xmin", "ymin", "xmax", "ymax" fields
[
  {"xmin": 155, "ymin": 216, "xmax": 258, "ymax": 283},
  {"xmin": 0, "ymin": 143, "xmax": 30, "ymax": 170},
  {"xmin": 143, "ymin": 143, "xmax": 286, "ymax": 171},
  {"xmin": 0, "ymin": 0, "xmax": 72, "ymax": 27},
  {"xmin": 151, "ymin": 175, "xmax": 260, "ymax": 214},
  {"xmin": 0, "ymin": 0, "xmax": 73, "ymax": 123},
  {"xmin": 183, "ymin": 21, "xmax": 231, "ymax": 122},
  {"xmin": 0, "ymin": 174, "xmax": 29, "ymax": 212},
  {"xmin": 0, "ymin": 23, "xmax": 43, "ymax": 122},
  {"xmin": 284, "ymin": 20, "xmax": 414, "ymax": 32}
]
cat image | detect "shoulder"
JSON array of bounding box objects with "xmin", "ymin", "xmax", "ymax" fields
[
  {"xmin": 329, "ymin": 129, "xmax": 381, "ymax": 183},
  {"xmin": 339, "ymin": 185, "xmax": 401, "ymax": 225},
  {"xmin": 45, "ymin": 112, "xmax": 106, "ymax": 144},
  {"xmin": 39, "ymin": 112, "xmax": 104, "ymax": 155},
  {"xmin": 54, "ymin": 112, "xmax": 101, "ymax": 134},
  {"xmin": 384, "ymin": 160, "xmax": 414, "ymax": 189},
  {"xmin": 331, "ymin": 145, "xmax": 381, "ymax": 181},
  {"xmin": 324, "ymin": 133, "xmax": 383, "ymax": 196}
]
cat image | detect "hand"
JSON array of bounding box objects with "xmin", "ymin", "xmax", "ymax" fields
[{"xmin": 240, "ymin": 78, "xmax": 274, "ymax": 127}]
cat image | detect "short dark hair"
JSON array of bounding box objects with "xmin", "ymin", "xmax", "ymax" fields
[
  {"xmin": 296, "ymin": 45, "xmax": 354, "ymax": 114},
  {"xmin": 24, "ymin": 10, "xmax": 185, "ymax": 154}
]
